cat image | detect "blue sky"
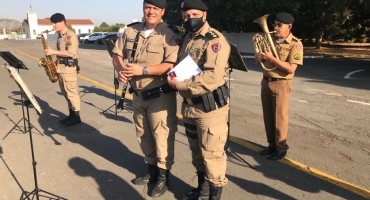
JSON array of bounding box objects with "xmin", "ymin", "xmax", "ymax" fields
[{"xmin": 0, "ymin": 0, "xmax": 144, "ymax": 26}]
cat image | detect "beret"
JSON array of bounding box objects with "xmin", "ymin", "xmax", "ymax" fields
[
  {"xmin": 144, "ymin": 0, "xmax": 166, "ymax": 8},
  {"xmin": 181, "ymin": 0, "xmax": 208, "ymax": 11},
  {"xmin": 50, "ymin": 13, "xmax": 65, "ymax": 23},
  {"xmin": 276, "ymin": 12, "xmax": 294, "ymax": 24}
]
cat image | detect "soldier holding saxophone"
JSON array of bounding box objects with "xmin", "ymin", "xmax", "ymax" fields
[
  {"xmin": 45, "ymin": 13, "xmax": 81, "ymax": 126},
  {"xmin": 252, "ymin": 12, "xmax": 303, "ymax": 160}
]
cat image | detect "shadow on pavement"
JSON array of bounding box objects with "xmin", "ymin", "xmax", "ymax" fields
[
  {"xmin": 226, "ymin": 139, "xmax": 368, "ymax": 199},
  {"xmin": 34, "ymin": 96, "xmax": 191, "ymax": 199}
]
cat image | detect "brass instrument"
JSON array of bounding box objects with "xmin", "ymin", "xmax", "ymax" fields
[
  {"xmin": 253, "ymin": 14, "xmax": 279, "ymax": 71},
  {"xmin": 38, "ymin": 29, "xmax": 58, "ymax": 83}
]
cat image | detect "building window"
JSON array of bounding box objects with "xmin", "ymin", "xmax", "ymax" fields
[
  {"xmin": 33, "ymin": 30, "xmax": 36, "ymax": 35},
  {"xmin": 78, "ymin": 29, "xmax": 81, "ymax": 34},
  {"xmin": 88, "ymin": 29, "xmax": 91, "ymax": 33}
]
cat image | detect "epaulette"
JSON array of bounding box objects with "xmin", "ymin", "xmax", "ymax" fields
[
  {"xmin": 206, "ymin": 31, "xmax": 219, "ymax": 40},
  {"xmin": 291, "ymin": 35, "xmax": 301, "ymax": 42},
  {"xmin": 127, "ymin": 21, "xmax": 140, "ymax": 27},
  {"xmin": 168, "ymin": 25, "xmax": 180, "ymax": 34}
]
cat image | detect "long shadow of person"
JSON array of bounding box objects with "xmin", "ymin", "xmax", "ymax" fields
[
  {"xmin": 69, "ymin": 157, "xmax": 144, "ymax": 200},
  {"xmin": 34, "ymin": 95, "xmax": 190, "ymax": 199}
]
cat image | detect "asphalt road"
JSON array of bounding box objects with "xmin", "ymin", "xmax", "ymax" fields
[{"xmin": 0, "ymin": 39, "xmax": 369, "ymax": 200}]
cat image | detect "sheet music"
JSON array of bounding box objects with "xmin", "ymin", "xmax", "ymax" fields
[{"xmin": 168, "ymin": 55, "xmax": 202, "ymax": 81}]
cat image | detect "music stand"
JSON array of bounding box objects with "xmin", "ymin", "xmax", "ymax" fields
[
  {"xmin": 101, "ymin": 39, "xmax": 131, "ymax": 119},
  {"xmin": 4, "ymin": 64, "xmax": 67, "ymax": 200},
  {"xmin": 0, "ymin": 51, "xmax": 43, "ymax": 139},
  {"xmin": 225, "ymin": 44, "xmax": 255, "ymax": 169}
]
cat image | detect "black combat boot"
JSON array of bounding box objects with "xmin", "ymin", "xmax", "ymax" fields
[
  {"xmin": 209, "ymin": 184, "xmax": 223, "ymax": 200},
  {"xmin": 59, "ymin": 109, "xmax": 73, "ymax": 124},
  {"xmin": 151, "ymin": 168, "xmax": 169, "ymax": 197},
  {"xmin": 133, "ymin": 164, "xmax": 158, "ymax": 185},
  {"xmin": 182, "ymin": 171, "xmax": 209, "ymax": 200},
  {"xmin": 64, "ymin": 111, "xmax": 81, "ymax": 126}
]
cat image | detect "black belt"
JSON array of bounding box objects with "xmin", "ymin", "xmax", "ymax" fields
[
  {"xmin": 58, "ymin": 58, "xmax": 78, "ymax": 65},
  {"xmin": 263, "ymin": 76, "xmax": 288, "ymax": 82},
  {"xmin": 183, "ymin": 96, "xmax": 204, "ymax": 105},
  {"xmin": 183, "ymin": 83, "xmax": 228, "ymax": 106},
  {"xmin": 132, "ymin": 83, "xmax": 176, "ymax": 100}
]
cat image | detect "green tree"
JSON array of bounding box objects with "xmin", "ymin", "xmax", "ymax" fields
[{"xmin": 100, "ymin": 22, "xmax": 109, "ymax": 28}]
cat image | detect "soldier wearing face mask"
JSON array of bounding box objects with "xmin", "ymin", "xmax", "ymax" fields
[{"xmin": 167, "ymin": 0, "xmax": 230, "ymax": 199}]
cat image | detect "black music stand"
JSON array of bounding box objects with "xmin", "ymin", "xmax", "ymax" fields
[
  {"xmin": 225, "ymin": 44, "xmax": 255, "ymax": 169},
  {"xmin": 4, "ymin": 63, "xmax": 67, "ymax": 200},
  {"xmin": 0, "ymin": 51, "xmax": 43, "ymax": 140},
  {"xmin": 101, "ymin": 39, "xmax": 131, "ymax": 119}
]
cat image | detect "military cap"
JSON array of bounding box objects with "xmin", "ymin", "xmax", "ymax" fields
[
  {"xmin": 181, "ymin": 0, "xmax": 208, "ymax": 11},
  {"xmin": 275, "ymin": 12, "xmax": 294, "ymax": 24},
  {"xmin": 50, "ymin": 13, "xmax": 65, "ymax": 23},
  {"xmin": 144, "ymin": 0, "xmax": 166, "ymax": 8}
]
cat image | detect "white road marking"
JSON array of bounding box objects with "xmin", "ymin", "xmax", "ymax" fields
[
  {"xmin": 79, "ymin": 52, "xmax": 90, "ymax": 55},
  {"xmin": 344, "ymin": 69, "xmax": 364, "ymax": 79},
  {"xmin": 347, "ymin": 100, "xmax": 370, "ymax": 106},
  {"xmin": 298, "ymin": 99, "xmax": 309, "ymax": 103},
  {"xmin": 325, "ymin": 92, "xmax": 342, "ymax": 96},
  {"xmin": 224, "ymin": 77, "xmax": 235, "ymax": 80}
]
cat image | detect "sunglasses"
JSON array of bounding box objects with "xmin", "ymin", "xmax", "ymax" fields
[{"xmin": 272, "ymin": 23, "xmax": 284, "ymax": 28}]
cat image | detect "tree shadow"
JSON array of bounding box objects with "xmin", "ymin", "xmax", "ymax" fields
[{"xmin": 225, "ymin": 139, "xmax": 368, "ymax": 199}]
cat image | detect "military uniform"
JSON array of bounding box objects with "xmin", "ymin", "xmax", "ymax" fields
[
  {"xmin": 177, "ymin": 20, "xmax": 230, "ymax": 187},
  {"xmin": 50, "ymin": 13, "xmax": 81, "ymax": 126},
  {"xmin": 112, "ymin": 16, "xmax": 180, "ymax": 198},
  {"xmin": 56, "ymin": 29, "xmax": 80, "ymax": 112},
  {"xmin": 261, "ymin": 32, "xmax": 303, "ymax": 153}
]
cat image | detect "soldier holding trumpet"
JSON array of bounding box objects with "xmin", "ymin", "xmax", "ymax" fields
[{"xmin": 252, "ymin": 12, "xmax": 304, "ymax": 160}]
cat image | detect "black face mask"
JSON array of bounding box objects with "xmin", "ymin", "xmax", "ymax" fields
[{"xmin": 184, "ymin": 17, "xmax": 205, "ymax": 33}]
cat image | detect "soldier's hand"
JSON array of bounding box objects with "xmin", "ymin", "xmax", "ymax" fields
[
  {"xmin": 45, "ymin": 48, "xmax": 55, "ymax": 55},
  {"xmin": 124, "ymin": 63, "xmax": 142, "ymax": 77},
  {"xmin": 117, "ymin": 70, "xmax": 128, "ymax": 85},
  {"xmin": 252, "ymin": 33, "xmax": 260, "ymax": 42},
  {"xmin": 167, "ymin": 75, "xmax": 177, "ymax": 89}
]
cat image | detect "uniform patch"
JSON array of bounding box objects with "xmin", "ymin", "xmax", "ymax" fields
[
  {"xmin": 211, "ymin": 43, "xmax": 221, "ymax": 53},
  {"xmin": 175, "ymin": 39, "xmax": 182, "ymax": 46},
  {"xmin": 296, "ymin": 44, "xmax": 302, "ymax": 51},
  {"xmin": 294, "ymin": 53, "xmax": 301, "ymax": 60},
  {"xmin": 67, "ymin": 35, "xmax": 71, "ymax": 40}
]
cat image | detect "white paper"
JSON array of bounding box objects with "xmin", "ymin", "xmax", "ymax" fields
[{"xmin": 168, "ymin": 55, "xmax": 201, "ymax": 81}]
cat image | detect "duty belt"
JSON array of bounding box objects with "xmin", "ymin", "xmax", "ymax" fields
[
  {"xmin": 183, "ymin": 83, "xmax": 229, "ymax": 113},
  {"xmin": 131, "ymin": 83, "xmax": 176, "ymax": 101},
  {"xmin": 58, "ymin": 58, "xmax": 78, "ymax": 66},
  {"xmin": 263, "ymin": 76, "xmax": 289, "ymax": 82}
]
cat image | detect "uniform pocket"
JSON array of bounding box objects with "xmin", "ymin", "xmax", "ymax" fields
[
  {"xmin": 147, "ymin": 45, "xmax": 161, "ymax": 54},
  {"xmin": 65, "ymin": 76, "xmax": 77, "ymax": 90},
  {"xmin": 204, "ymin": 123, "xmax": 228, "ymax": 152}
]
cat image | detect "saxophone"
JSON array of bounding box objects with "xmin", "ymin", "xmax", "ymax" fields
[{"xmin": 38, "ymin": 29, "xmax": 58, "ymax": 83}]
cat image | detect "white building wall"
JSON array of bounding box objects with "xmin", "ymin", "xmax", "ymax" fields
[
  {"xmin": 72, "ymin": 25, "xmax": 94, "ymax": 34},
  {"xmin": 27, "ymin": 12, "xmax": 38, "ymax": 39}
]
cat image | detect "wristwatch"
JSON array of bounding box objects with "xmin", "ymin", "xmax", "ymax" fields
[{"xmin": 143, "ymin": 66, "xmax": 148, "ymax": 75}]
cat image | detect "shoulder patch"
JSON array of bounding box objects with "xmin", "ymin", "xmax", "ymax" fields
[
  {"xmin": 206, "ymin": 31, "xmax": 219, "ymax": 40},
  {"xmin": 211, "ymin": 43, "xmax": 221, "ymax": 53},
  {"xmin": 127, "ymin": 22, "xmax": 140, "ymax": 27}
]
